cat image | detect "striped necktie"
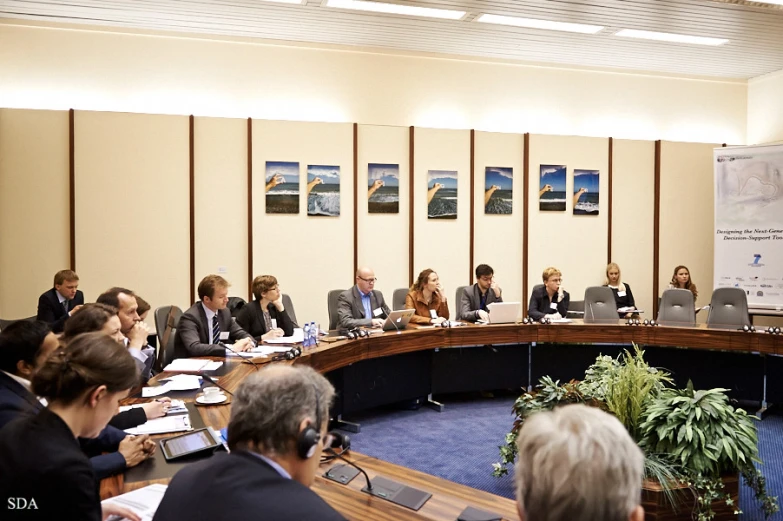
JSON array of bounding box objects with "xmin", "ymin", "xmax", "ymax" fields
[{"xmin": 212, "ymin": 315, "xmax": 221, "ymax": 344}]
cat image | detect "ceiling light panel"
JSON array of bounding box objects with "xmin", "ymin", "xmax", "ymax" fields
[
  {"xmin": 476, "ymin": 14, "xmax": 604, "ymax": 34},
  {"xmin": 325, "ymin": 0, "xmax": 466, "ymax": 20},
  {"xmin": 615, "ymin": 29, "xmax": 729, "ymax": 46}
]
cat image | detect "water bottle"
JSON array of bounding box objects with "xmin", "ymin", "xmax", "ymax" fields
[
  {"xmin": 302, "ymin": 322, "xmax": 312, "ymax": 349},
  {"xmin": 308, "ymin": 321, "xmax": 317, "ymax": 348}
]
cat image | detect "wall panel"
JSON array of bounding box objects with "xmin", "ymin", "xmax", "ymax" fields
[
  {"xmin": 74, "ymin": 111, "xmax": 189, "ymax": 322},
  {"xmin": 0, "ymin": 109, "xmax": 69, "ymax": 318},
  {"xmin": 251, "ymin": 120, "xmax": 353, "ymax": 328}
]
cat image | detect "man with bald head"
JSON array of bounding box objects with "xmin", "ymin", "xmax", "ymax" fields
[{"xmin": 336, "ymin": 267, "xmax": 391, "ymax": 330}]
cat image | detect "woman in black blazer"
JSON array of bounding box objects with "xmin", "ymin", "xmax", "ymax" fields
[
  {"xmin": 604, "ymin": 262, "xmax": 638, "ymax": 318},
  {"xmin": 0, "ymin": 333, "xmax": 144, "ymax": 521},
  {"xmin": 528, "ymin": 267, "xmax": 570, "ymax": 321},
  {"xmin": 237, "ymin": 275, "xmax": 295, "ymax": 341}
]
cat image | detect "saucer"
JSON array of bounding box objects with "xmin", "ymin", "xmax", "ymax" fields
[{"xmin": 196, "ymin": 393, "xmax": 227, "ymax": 405}]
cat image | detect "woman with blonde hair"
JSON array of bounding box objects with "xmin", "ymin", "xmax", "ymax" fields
[
  {"xmin": 604, "ymin": 263, "xmax": 637, "ymax": 318},
  {"xmin": 405, "ymin": 269, "xmax": 449, "ymax": 325},
  {"xmin": 528, "ymin": 267, "xmax": 570, "ymax": 321}
]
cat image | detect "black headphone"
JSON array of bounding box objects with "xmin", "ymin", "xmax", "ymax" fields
[
  {"xmin": 296, "ymin": 384, "xmax": 323, "ymax": 460},
  {"xmin": 271, "ymin": 346, "xmax": 302, "ymax": 362}
]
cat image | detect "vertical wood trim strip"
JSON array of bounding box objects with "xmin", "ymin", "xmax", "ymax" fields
[
  {"xmin": 247, "ymin": 118, "xmax": 254, "ymax": 301},
  {"xmin": 607, "ymin": 137, "xmax": 613, "ymax": 264},
  {"xmin": 409, "ymin": 126, "xmax": 415, "ymax": 287},
  {"xmin": 353, "ymin": 123, "xmax": 358, "ymax": 276},
  {"xmin": 653, "ymin": 140, "xmax": 662, "ymax": 320},
  {"xmin": 469, "ymin": 129, "xmax": 475, "ymax": 284},
  {"xmin": 522, "ymin": 133, "xmax": 530, "ymax": 317},
  {"xmin": 189, "ymin": 115, "xmax": 195, "ymax": 305},
  {"xmin": 69, "ymin": 109, "xmax": 76, "ymax": 271}
]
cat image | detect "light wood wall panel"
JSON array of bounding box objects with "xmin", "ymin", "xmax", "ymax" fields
[
  {"xmin": 0, "ymin": 109, "xmax": 69, "ymax": 319},
  {"xmin": 194, "ymin": 117, "xmax": 248, "ymax": 300},
  {"xmin": 612, "ymin": 140, "xmax": 655, "ymax": 316},
  {"xmin": 356, "ymin": 125, "xmax": 409, "ymax": 301},
  {"xmin": 473, "ymin": 131, "xmax": 524, "ymax": 305},
  {"xmin": 251, "ymin": 120, "xmax": 353, "ymax": 328},
  {"xmin": 527, "ymin": 135, "xmax": 610, "ymax": 303},
  {"xmin": 74, "ymin": 111, "xmax": 190, "ymax": 322},
  {"xmin": 413, "ymin": 128, "xmax": 471, "ymax": 307},
  {"xmin": 659, "ymin": 141, "xmax": 718, "ymax": 322}
]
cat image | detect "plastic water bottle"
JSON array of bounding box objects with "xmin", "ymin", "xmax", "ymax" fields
[
  {"xmin": 302, "ymin": 322, "xmax": 312, "ymax": 349},
  {"xmin": 308, "ymin": 321, "xmax": 317, "ymax": 348}
]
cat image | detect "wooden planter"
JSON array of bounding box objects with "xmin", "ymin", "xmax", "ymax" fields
[{"xmin": 642, "ymin": 474, "xmax": 739, "ymax": 521}]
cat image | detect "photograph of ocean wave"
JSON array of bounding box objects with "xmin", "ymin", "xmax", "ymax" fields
[
  {"xmin": 573, "ymin": 169, "xmax": 600, "ymax": 215},
  {"xmin": 485, "ymin": 166, "xmax": 513, "ymax": 215},
  {"xmin": 368, "ymin": 163, "xmax": 399, "ymax": 214},
  {"xmin": 265, "ymin": 161, "xmax": 299, "ymax": 214},
  {"xmin": 540, "ymin": 164, "xmax": 566, "ymax": 212},
  {"xmin": 427, "ymin": 169, "xmax": 458, "ymax": 219},
  {"xmin": 307, "ymin": 164, "xmax": 340, "ymax": 217}
]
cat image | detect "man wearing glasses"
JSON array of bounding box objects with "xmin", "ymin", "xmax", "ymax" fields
[
  {"xmin": 459, "ymin": 264, "xmax": 503, "ymax": 322},
  {"xmin": 336, "ymin": 267, "xmax": 391, "ymax": 330}
]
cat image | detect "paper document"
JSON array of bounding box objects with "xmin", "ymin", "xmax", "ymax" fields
[
  {"xmin": 141, "ymin": 386, "xmax": 171, "ymax": 398},
  {"xmin": 163, "ymin": 358, "xmax": 220, "ymax": 372},
  {"xmin": 119, "ymin": 400, "xmax": 186, "ymax": 415},
  {"xmin": 550, "ymin": 318, "xmax": 573, "ymax": 323},
  {"xmin": 126, "ymin": 414, "xmax": 192, "ymax": 435},
  {"xmin": 162, "ymin": 374, "xmax": 203, "ymax": 390},
  {"xmin": 263, "ymin": 328, "xmax": 304, "ymax": 344},
  {"xmin": 102, "ymin": 483, "xmax": 167, "ymax": 521}
]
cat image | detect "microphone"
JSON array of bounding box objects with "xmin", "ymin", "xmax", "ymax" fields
[
  {"xmin": 386, "ymin": 313, "xmax": 402, "ymax": 335},
  {"xmin": 201, "ymin": 373, "xmax": 234, "ymax": 396},
  {"xmin": 325, "ymin": 446, "xmax": 373, "ymax": 491},
  {"xmin": 220, "ymin": 342, "xmax": 261, "ymax": 371},
  {"xmin": 588, "ymin": 302, "xmax": 595, "ymax": 323}
]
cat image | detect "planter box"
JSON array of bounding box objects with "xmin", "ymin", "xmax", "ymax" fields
[{"xmin": 642, "ymin": 474, "xmax": 739, "ymax": 521}]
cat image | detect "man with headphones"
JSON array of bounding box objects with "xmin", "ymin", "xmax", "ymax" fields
[{"xmin": 152, "ymin": 365, "xmax": 346, "ymax": 521}]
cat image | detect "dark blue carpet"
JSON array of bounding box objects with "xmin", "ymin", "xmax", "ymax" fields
[{"xmin": 336, "ymin": 396, "xmax": 783, "ymax": 520}]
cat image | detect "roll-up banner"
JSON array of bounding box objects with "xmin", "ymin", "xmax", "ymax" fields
[{"xmin": 714, "ymin": 144, "xmax": 783, "ymax": 311}]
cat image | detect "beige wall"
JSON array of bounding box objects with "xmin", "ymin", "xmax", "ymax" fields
[
  {"xmin": 73, "ymin": 111, "xmax": 190, "ymax": 324},
  {"xmin": 0, "ymin": 21, "xmax": 747, "ymax": 145},
  {"xmin": 0, "ymin": 109, "xmax": 69, "ymax": 319},
  {"xmin": 748, "ymin": 68, "xmax": 783, "ymax": 145}
]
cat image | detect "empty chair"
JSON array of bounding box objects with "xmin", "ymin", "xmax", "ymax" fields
[
  {"xmin": 567, "ymin": 300, "xmax": 585, "ymax": 319},
  {"xmin": 0, "ymin": 316, "xmax": 36, "ymax": 331},
  {"xmin": 327, "ymin": 289, "xmax": 346, "ymax": 330},
  {"xmin": 657, "ymin": 289, "xmax": 696, "ymax": 326},
  {"xmin": 226, "ymin": 296, "xmax": 246, "ymax": 318},
  {"xmin": 583, "ymin": 287, "xmax": 619, "ymax": 323},
  {"xmin": 392, "ymin": 288, "xmax": 408, "ymax": 311},
  {"xmin": 707, "ymin": 288, "xmax": 749, "ymax": 329},
  {"xmin": 153, "ymin": 305, "xmax": 183, "ymax": 371},
  {"xmin": 282, "ymin": 293, "xmax": 298, "ymax": 327},
  {"xmin": 454, "ymin": 285, "xmax": 470, "ymax": 320}
]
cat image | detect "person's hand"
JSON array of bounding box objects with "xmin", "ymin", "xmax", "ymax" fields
[
  {"xmin": 371, "ymin": 180, "xmax": 384, "ymax": 189},
  {"xmin": 545, "ymin": 312, "xmax": 562, "ymax": 320},
  {"xmin": 261, "ymin": 329, "xmax": 285, "ymax": 341},
  {"xmin": 118, "ymin": 435, "xmax": 152, "ymax": 468},
  {"xmin": 102, "ymin": 502, "xmax": 141, "ymax": 521},
  {"xmin": 127, "ymin": 321, "xmax": 149, "ymax": 349},
  {"xmin": 68, "ymin": 304, "xmax": 83, "ymax": 317},
  {"xmin": 371, "ymin": 318, "xmax": 385, "ymax": 328},
  {"xmin": 142, "ymin": 436, "xmax": 156, "ymax": 455},
  {"xmin": 624, "ymin": 312, "xmax": 633, "ymax": 319},
  {"xmin": 490, "ymin": 281, "xmax": 501, "ymax": 298},
  {"xmin": 234, "ymin": 337, "xmax": 254, "ymax": 352},
  {"xmin": 477, "ymin": 310, "xmax": 489, "ymax": 322},
  {"xmin": 436, "ymin": 283, "xmax": 445, "ymax": 300},
  {"xmin": 272, "ymin": 296, "xmax": 285, "ymax": 312},
  {"xmin": 140, "ymin": 399, "xmax": 169, "ymax": 420},
  {"xmin": 431, "ymin": 317, "xmax": 446, "ymax": 325}
]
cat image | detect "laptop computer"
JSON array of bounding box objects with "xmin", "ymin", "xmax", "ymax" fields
[
  {"xmin": 382, "ymin": 309, "xmax": 415, "ymax": 332},
  {"xmin": 487, "ymin": 302, "xmax": 520, "ymax": 324}
]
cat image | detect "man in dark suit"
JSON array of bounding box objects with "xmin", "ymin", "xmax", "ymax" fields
[
  {"xmin": 97, "ymin": 287, "xmax": 156, "ymax": 381},
  {"xmin": 458, "ymin": 264, "xmax": 503, "ymax": 322},
  {"xmin": 174, "ymin": 275, "xmax": 253, "ymax": 359},
  {"xmin": 0, "ymin": 321, "xmax": 151, "ymax": 479},
  {"xmin": 36, "ymin": 269, "xmax": 85, "ymax": 333},
  {"xmin": 336, "ymin": 267, "xmax": 391, "ymax": 330},
  {"xmin": 153, "ymin": 365, "xmax": 346, "ymax": 521}
]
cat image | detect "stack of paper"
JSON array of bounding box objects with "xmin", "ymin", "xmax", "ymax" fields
[
  {"xmin": 125, "ymin": 414, "xmax": 192, "ymax": 435},
  {"xmin": 163, "ymin": 359, "xmax": 222, "ymax": 372},
  {"xmin": 101, "ymin": 484, "xmax": 168, "ymax": 521},
  {"xmin": 263, "ymin": 328, "xmax": 304, "ymax": 344},
  {"xmin": 141, "ymin": 375, "xmax": 203, "ymax": 397}
]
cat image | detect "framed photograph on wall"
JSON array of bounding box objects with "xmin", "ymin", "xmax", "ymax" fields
[
  {"xmin": 368, "ymin": 163, "xmax": 399, "ymax": 213},
  {"xmin": 484, "ymin": 167, "xmax": 513, "ymax": 214},
  {"xmin": 427, "ymin": 170, "xmax": 458, "ymax": 219},
  {"xmin": 539, "ymin": 165, "xmax": 566, "ymax": 211},
  {"xmin": 573, "ymin": 169, "xmax": 599, "ymax": 215},
  {"xmin": 307, "ymin": 165, "xmax": 340, "ymax": 216},
  {"xmin": 265, "ymin": 161, "xmax": 299, "ymax": 214}
]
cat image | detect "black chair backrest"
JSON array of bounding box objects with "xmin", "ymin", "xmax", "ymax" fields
[
  {"xmin": 282, "ymin": 294, "xmax": 298, "ymax": 327},
  {"xmin": 392, "ymin": 288, "xmax": 409, "ymax": 311},
  {"xmin": 0, "ymin": 316, "xmax": 36, "ymax": 331},
  {"xmin": 226, "ymin": 296, "xmax": 246, "ymax": 318},
  {"xmin": 154, "ymin": 305, "xmax": 183, "ymax": 371},
  {"xmin": 327, "ymin": 289, "xmax": 345, "ymax": 330}
]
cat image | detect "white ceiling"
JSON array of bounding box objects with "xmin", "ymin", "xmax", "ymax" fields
[{"xmin": 2, "ymin": 0, "xmax": 783, "ymax": 79}]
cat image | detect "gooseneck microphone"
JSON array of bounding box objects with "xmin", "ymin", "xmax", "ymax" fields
[
  {"xmin": 220, "ymin": 342, "xmax": 261, "ymax": 371},
  {"xmin": 201, "ymin": 373, "xmax": 234, "ymax": 396}
]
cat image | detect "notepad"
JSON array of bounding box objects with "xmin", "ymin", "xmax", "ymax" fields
[
  {"xmin": 126, "ymin": 414, "xmax": 192, "ymax": 435},
  {"xmin": 119, "ymin": 400, "xmax": 187, "ymax": 416},
  {"xmin": 101, "ymin": 483, "xmax": 168, "ymax": 521},
  {"xmin": 263, "ymin": 328, "xmax": 305, "ymax": 344},
  {"xmin": 163, "ymin": 358, "xmax": 222, "ymax": 372}
]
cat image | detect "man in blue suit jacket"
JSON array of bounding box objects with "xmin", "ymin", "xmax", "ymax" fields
[
  {"xmin": 0, "ymin": 321, "xmax": 150, "ymax": 479},
  {"xmin": 36, "ymin": 269, "xmax": 85, "ymax": 333}
]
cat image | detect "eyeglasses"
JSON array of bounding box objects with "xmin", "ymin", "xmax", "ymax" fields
[{"xmin": 358, "ymin": 277, "xmax": 378, "ymax": 283}]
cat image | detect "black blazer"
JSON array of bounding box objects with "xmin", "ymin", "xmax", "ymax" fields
[
  {"xmin": 606, "ymin": 283, "xmax": 636, "ymax": 315},
  {"xmin": 0, "ymin": 408, "xmax": 102, "ymax": 520},
  {"xmin": 0, "ymin": 372, "xmax": 128, "ymax": 480},
  {"xmin": 336, "ymin": 286, "xmax": 391, "ymax": 329},
  {"xmin": 528, "ymin": 285, "xmax": 570, "ymax": 321},
  {"xmin": 236, "ymin": 300, "xmax": 295, "ymax": 339},
  {"xmin": 152, "ymin": 450, "xmax": 346, "ymax": 521},
  {"xmin": 458, "ymin": 283, "xmax": 503, "ymax": 322},
  {"xmin": 173, "ymin": 303, "xmax": 252, "ymax": 359},
  {"xmin": 36, "ymin": 288, "xmax": 85, "ymax": 333}
]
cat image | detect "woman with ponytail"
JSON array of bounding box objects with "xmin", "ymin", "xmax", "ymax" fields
[{"xmin": 0, "ymin": 332, "xmax": 142, "ymax": 521}]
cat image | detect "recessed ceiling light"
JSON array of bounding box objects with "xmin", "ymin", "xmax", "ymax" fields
[
  {"xmin": 476, "ymin": 14, "xmax": 604, "ymax": 34},
  {"xmin": 325, "ymin": 0, "xmax": 466, "ymax": 20},
  {"xmin": 615, "ymin": 29, "xmax": 729, "ymax": 46}
]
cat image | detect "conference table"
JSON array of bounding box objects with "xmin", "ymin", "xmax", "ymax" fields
[{"xmin": 101, "ymin": 320, "xmax": 782, "ymax": 520}]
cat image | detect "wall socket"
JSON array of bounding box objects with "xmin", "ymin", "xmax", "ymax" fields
[{"xmin": 217, "ymin": 266, "xmax": 227, "ymax": 274}]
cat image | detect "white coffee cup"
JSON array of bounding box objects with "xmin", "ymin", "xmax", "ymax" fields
[{"xmin": 203, "ymin": 387, "xmax": 222, "ymax": 400}]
